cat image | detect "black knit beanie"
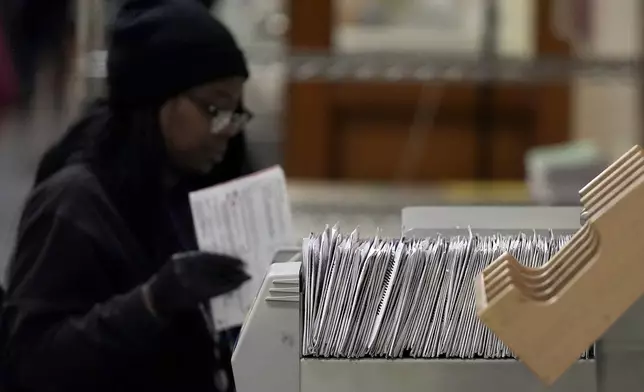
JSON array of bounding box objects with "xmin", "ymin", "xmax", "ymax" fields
[{"xmin": 107, "ymin": 0, "xmax": 249, "ymax": 106}]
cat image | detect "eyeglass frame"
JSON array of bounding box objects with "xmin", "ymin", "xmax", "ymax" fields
[{"xmin": 185, "ymin": 94, "xmax": 253, "ymax": 135}]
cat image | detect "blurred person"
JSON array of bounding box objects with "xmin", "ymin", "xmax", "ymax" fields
[
  {"xmin": 0, "ymin": 0, "xmax": 256, "ymax": 391},
  {"xmin": 6, "ymin": 0, "xmax": 73, "ymax": 115},
  {"xmin": 0, "ymin": 16, "xmax": 18, "ymax": 122}
]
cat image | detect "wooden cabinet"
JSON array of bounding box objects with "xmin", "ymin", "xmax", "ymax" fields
[{"xmin": 284, "ymin": 0, "xmax": 571, "ymax": 182}]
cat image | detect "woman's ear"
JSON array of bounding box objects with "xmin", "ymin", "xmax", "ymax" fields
[
  {"xmin": 159, "ymin": 98, "xmax": 181, "ymax": 134},
  {"xmin": 159, "ymin": 100, "xmax": 171, "ymax": 133}
]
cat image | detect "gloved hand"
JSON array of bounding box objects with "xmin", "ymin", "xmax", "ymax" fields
[{"xmin": 143, "ymin": 251, "xmax": 250, "ymax": 320}]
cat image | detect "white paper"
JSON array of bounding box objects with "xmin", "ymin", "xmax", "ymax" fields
[{"xmin": 189, "ymin": 166, "xmax": 294, "ymax": 331}]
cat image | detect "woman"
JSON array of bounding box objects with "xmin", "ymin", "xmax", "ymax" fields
[{"xmin": 0, "ymin": 1, "xmax": 254, "ymax": 391}]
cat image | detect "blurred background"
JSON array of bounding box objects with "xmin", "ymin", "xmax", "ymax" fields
[{"xmin": 0, "ymin": 0, "xmax": 642, "ymax": 275}]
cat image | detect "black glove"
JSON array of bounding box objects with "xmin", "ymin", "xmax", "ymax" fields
[{"xmin": 144, "ymin": 251, "xmax": 250, "ymax": 320}]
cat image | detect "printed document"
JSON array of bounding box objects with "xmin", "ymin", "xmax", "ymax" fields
[{"xmin": 189, "ymin": 166, "xmax": 294, "ymax": 330}]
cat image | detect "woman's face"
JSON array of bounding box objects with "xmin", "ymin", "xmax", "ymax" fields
[{"xmin": 160, "ymin": 77, "xmax": 249, "ymax": 174}]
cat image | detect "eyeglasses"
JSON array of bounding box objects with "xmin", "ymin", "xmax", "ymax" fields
[{"xmin": 186, "ymin": 95, "xmax": 253, "ymax": 135}]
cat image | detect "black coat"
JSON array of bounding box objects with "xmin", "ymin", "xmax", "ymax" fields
[{"xmin": 0, "ymin": 102, "xmax": 252, "ymax": 392}]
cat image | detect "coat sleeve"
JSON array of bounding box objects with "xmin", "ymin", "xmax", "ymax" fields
[{"xmin": 2, "ymin": 208, "xmax": 166, "ymax": 390}]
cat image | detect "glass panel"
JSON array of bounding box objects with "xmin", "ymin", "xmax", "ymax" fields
[{"xmin": 335, "ymin": 0, "xmax": 536, "ymax": 58}]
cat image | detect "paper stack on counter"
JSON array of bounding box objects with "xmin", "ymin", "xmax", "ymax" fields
[
  {"xmin": 525, "ymin": 141, "xmax": 606, "ymax": 205},
  {"xmin": 189, "ymin": 166, "xmax": 294, "ymax": 331}
]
